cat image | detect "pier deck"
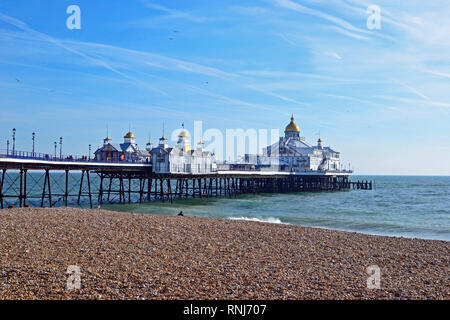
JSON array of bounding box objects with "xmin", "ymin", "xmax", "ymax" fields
[{"xmin": 0, "ymin": 156, "xmax": 371, "ymax": 209}]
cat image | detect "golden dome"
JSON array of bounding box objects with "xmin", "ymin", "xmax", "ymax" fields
[
  {"xmin": 285, "ymin": 115, "xmax": 300, "ymax": 132},
  {"xmin": 178, "ymin": 130, "xmax": 189, "ymax": 138},
  {"xmin": 318, "ymin": 138, "xmax": 322, "ymax": 143},
  {"xmin": 124, "ymin": 132, "xmax": 135, "ymax": 139}
]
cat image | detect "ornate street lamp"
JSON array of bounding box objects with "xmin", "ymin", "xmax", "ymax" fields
[
  {"xmin": 6, "ymin": 140, "xmax": 10, "ymax": 156},
  {"xmin": 59, "ymin": 137, "xmax": 63, "ymax": 159},
  {"xmin": 88, "ymin": 144, "xmax": 91, "ymax": 160},
  {"xmin": 54, "ymin": 142, "xmax": 57, "ymax": 160},
  {"xmin": 12, "ymin": 128, "xmax": 16, "ymax": 155},
  {"xmin": 32, "ymin": 132, "xmax": 35, "ymax": 157}
]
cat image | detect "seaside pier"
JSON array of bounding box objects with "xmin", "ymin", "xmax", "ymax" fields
[{"xmin": 0, "ymin": 154, "xmax": 371, "ymax": 209}]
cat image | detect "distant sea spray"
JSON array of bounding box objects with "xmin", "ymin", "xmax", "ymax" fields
[{"xmin": 227, "ymin": 217, "xmax": 286, "ymax": 224}]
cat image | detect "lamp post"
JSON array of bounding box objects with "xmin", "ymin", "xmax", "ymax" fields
[
  {"xmin": 6, "ymin": 140, "xmax": 10, "ymax": 156},
  {"xmin": 12, "ymin": 128, "xmax": 16, "ymax": 156},
  {"xmin": 32, "ymin": 132, "xmax": 35, "ymax": 157},
  {"xmin": 54, "ymin": 142, "xmax": 57, "ymax": 160},
  {"xmin": 88, "ymin": 144, "xmax": 91, "ymax": 160},
  {"xmin": 59, "ymin": 137, "xmax": 63, "ymax": 159}
]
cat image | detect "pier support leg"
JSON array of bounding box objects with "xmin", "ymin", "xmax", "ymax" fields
[
  {"xmin": 23, "ymin": 169, "xmax": 27, "ymax": 207},
  {"xmin": 19, "ymin": 168, "xmax": 23, "ymax": 207},
  {"xmin": 128, "ymin": 176, "xmax": 131, "ymax": 204},
  {"xmin": 65, "ymin": 169, "xmax": 69, "ymax": 207},
  {"xmin": 78, "ymin": 170, "xmax": 84, "ymax": 205},
  {"xmin": 139, "ymin": 178, "xmax": 143, "ymax": 203},
  {"xmin": 98, "ymin": 173, "xmax": 104, "ymax": 205},
  {"xmin": 41, "ymin": 170, "xmax": 48, "ymax": 208},
  {"xmin": 47, "ymin": 170, "xmax": 52, "ymax": 207},
  {"xmin": 147, "ymin": 178, "xmax": 152, "ymax": 202},
  {"xmin": 168, "ymin": 179, "xmax": 173, "ymax": 204},
  {"xmin": 120, "ymin": 174, "xmax": 125, "ymax": 204},
  {"xmin": 160, "ymin": 179, "xmax": 165, "ymax": 202},
  {"xmin": 86, "ymin": 170, "xmax": 93, "ymax": 209},
  {"xmin": 0, "ymin": 169, "xmax": 5, "ymax": 209}
]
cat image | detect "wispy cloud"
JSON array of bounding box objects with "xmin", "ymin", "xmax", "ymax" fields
[
  {"xmin": 324, "ymin": 25, "xmax": 370, "ymax": 40},
  {"xmin": 140, "ymin": 0, "xmax": 206, "ymax": 23},
  {"xmin": 324, "ymin": 93, "xmax": 379, "ymax": 106},
  {"xmin": 228, "ymin": 6, "xmax": 270, "ymax": 16},
  {"xmin": 0, "ymin": 12, "xmax": 168, "ymax": 96},
  {"xmin": 419, "ymin": 67, "xmax": 450, "ymax": 79},
  {"xmin": 375, "ymin": 95, "xmax": 450, "ymax": 108},
  {"xmin": 275, "ymin": 33, "xmax": 306, "ymax": 47},
  {"xmin": 326, "ymin": 51, "xmax": 342, "ymax": 60},
  {"xmin": 238, "ymin": 69, "xmax": 376, "ymax": 84},
  {"xmin": 272, "ymin": 0, "xmax": 372, "ymax": 39},
  {"xmin": 394, "ymin": 80, "xmax": 429, "ymax": 100}
]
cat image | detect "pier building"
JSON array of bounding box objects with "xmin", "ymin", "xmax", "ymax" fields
[
  {"xmin": 150, "ymin": 130, "xmax": 216, "ymax": 174},
  {"xmin": 246, "ymin": 115, "xmax": 341, "ymax": 172},
  {"xmin": 94, "ymin": 131, "xmax": 151, "ymax": 163}
]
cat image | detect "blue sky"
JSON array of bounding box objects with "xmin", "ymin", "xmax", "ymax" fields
[{"xmin": 0, "ymin": 0, "xmax": 449, "ymax": 175}]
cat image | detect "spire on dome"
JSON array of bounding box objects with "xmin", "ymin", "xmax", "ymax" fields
[{"xmin": 285, "ymin": 114, "xmax": 300, "ymax": 133}]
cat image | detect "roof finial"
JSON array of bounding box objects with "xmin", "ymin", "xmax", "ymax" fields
[
  {"xmin": 147, "ymin": 130, "xmax": 152, "ymax": 146},
  {"xmin": 105, "ymin": 125, "xmax": 111, "ymax": 142},
  {"xmin": 161, "ymin": 122, "xmax": 166, "ymax": 140}
]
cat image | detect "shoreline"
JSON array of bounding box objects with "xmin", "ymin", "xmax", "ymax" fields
[
  {"xmin": 100, "ymin": 205, "xmax": 450, "ymax": 243},
  {"xmin": 0, "ymin": 207, "xmax": 449, "ymax": 300}
]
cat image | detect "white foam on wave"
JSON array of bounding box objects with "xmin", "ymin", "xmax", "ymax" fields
[{"xmin": 228, "ymin": 216, "xmax": 287, "ymax": 224}]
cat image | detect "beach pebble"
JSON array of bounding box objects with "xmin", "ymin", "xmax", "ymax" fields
[{"xmin": 0, "ymin": 207, "xmax": 448, "ymax": 300}]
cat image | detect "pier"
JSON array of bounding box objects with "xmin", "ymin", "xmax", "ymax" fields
[{"xmin": 0, "ymin": 153, "xmax": 372, "ymax": 209}]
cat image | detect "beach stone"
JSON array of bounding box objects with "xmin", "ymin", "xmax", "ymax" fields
[{"xmin": 0, "ymin": 207, "xmax": 448, "ymax": 300}]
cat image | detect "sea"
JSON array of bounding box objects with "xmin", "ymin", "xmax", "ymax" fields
[
  {"xmin": 1, "ymin": 173, "xmax": 449, "ymax": 241},
  {"xmin": 101, "ymin": 176, "xmax": 450, "ymax": 241}
]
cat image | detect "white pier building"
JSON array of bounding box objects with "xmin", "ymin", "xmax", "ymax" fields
[{"xmin": 246, "ymin": 115, "xmax": 341, "ymax": 172}]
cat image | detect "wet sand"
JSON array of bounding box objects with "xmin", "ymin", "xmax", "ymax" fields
[{"xmin": 0, "ymin": 207, "xmax": 448, "ymax": 299}]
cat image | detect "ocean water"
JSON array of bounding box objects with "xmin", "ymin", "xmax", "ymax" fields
[{"xmin": 102, "ymin": 176, "xmax": 450, "ymax": 241}]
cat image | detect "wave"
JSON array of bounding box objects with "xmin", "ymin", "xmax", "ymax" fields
[{"xmin": 228, "ymin": 216, "xmax": 287, "ymax": 224}]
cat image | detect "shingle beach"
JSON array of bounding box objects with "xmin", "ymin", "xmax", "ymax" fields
[{"xmin": 0, "ymin": 208, "xmax": 448, "ymax": 300}]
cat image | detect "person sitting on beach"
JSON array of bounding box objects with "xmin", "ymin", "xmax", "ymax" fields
[{"xmin": 177, "ymin": 211, "xmax": 184, "ymax": 216}]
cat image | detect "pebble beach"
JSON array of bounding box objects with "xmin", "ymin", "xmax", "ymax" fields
[{"xmin": 0, "ymin": 207, "xmax": 448, "ymax": 300}]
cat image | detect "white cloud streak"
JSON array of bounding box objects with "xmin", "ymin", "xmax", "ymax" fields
[
  {"xmin": 140, "ymin": 0, "xmax": 206, "ymax": 22},
  {"xmin": 0, "ymin": 12, "xmax": 168, "ymax": 96}
]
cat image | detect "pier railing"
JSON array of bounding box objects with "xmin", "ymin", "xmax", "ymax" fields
[{"xmin": 0, "ymin": 149, "xmax": 144, "ymax": 164}]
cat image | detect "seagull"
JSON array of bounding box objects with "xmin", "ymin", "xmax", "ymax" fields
[
  {"xmin": 173, "ymin": 30, "xmax": 179, "ymax": 33},
  {"xmin": 15, "ymin": 78, "xmax": 21, "ymax": 83},
  {"xmin": 169, "ymin": 37, "xmax": 174, "ymax": 40}
]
